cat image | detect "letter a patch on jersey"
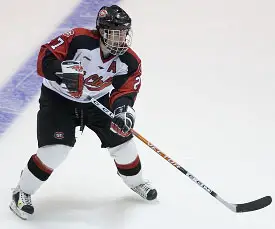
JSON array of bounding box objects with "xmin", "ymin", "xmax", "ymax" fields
[{"xmin": 107, "ymin": 61, "xmax": 116, "ymax": 73}]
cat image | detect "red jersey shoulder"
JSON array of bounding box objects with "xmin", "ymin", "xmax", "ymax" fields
[
  {"xmin": 37, "ymin": 28, "xmax": 100, "ymax": 77},
  {"xmin": 58, "ymin": 28, "xmax": 99, "ymax": 41},
  {"xmin": 69, "ymin": 28, "xmax": 100, "ymax": 40},
  {"xmin": 41, "ymin": 28, "xmax": 99, "ymax": 60}
]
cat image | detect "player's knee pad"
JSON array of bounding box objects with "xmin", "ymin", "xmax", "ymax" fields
[
  {"xmin": 109, "ymin": 139, "xmax": 143, "ymax": 187},
  {"xmin": 108, "ymin": 138, "xmax": 138, "ymax": 164},
  {"xmin": 36, "ymin": 144, "xmax": 72, "ymax": 170},
  {"xmin": 20, "ymin": 144, "xmax": 72, "ymax": 194}
]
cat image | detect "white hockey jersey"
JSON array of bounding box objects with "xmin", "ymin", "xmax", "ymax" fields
[{"xmin": 37, "ymin": 28, "xmax": 142, "ymax": 107}]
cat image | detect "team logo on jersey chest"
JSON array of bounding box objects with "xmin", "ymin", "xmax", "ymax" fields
[{"xmin": 84, "ymin": 74, "xmax": 112, "ymax": 91}]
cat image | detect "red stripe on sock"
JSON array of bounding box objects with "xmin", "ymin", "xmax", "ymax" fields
[
  {"xmin": 32, "ymin": 154, "xmax": 53, "ymax": 174},
  {"xmin": 115, "ymin": 156, "xmax": 140, "ymax": 170}
]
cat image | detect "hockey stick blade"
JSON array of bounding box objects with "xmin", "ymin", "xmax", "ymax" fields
[{"xmin": 234, "ymin": 196, "xmax": 272, "ymax": 213}]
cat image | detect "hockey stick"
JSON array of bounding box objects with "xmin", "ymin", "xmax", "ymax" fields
[{"xmin": 89, "ymin": 97, "xmax": 272, "ymax": 213}]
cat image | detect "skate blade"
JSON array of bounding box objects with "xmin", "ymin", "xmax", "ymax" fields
[{"xmin": 9, "ymin": 201, "xmax": 32, "ymax": 220}]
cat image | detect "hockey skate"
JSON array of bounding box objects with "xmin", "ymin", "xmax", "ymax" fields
[
  {"xmin": 131, "ymin": 181, "xmax": 158, "ymax": 201},
  {"xmin": 9, "ymin": 186, "xmax": 34, "ymax": 220},
  {"xmin": 117, "ymin": 171, "xmax": 158, "ymax": 201}
]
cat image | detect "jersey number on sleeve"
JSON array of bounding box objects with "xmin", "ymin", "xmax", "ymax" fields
[
  {"xmin": 50, "ymin": 37, "xmax": 64, "ymax": 50},
  {"xmin": 134, "ymin": 76, "xmax": 141, "ymax": 90}
]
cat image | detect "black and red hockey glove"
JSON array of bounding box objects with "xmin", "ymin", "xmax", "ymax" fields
[
  {"xmin": 110, "ymin": 105, "xmax": 135, "ymax": 137},
  {"xmin": 56, "ymin": 60, "xmax": 84, "ymax": 98}
]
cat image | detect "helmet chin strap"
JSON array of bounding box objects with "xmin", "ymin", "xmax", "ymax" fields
[{"xmin": 100, "ymin": 40, "xmax": 111, "ymax": 57}]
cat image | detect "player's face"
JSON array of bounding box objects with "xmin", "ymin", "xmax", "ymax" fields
[
  {"xmin": 100, "ymin": 28, "xmax": 132, "ymax": 55},
  {"xmin": 105, "ymin": 29, "xmax": 127, "ymax": 47}
]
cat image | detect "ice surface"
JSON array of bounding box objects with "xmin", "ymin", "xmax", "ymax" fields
[{"xmin": 0, "ymin": 0, "xmax": 274, "ymax": 228}]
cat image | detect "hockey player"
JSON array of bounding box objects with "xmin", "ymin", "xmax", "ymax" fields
[{"xmin": 10, "ymin": 5, "xmax": 157, "ymax": 220}]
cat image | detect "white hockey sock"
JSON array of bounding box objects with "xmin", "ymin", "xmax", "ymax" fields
[
  {"xmin": 109, "ymin": 139, "xmax": 144, "ymax": 187},
  {"xmin": 18, "ymin": 144, "xmax": 71, "ymax": 195},
  {"xmin": 19, "ymin": 167, "xmax": 44, "ymax": 195}
]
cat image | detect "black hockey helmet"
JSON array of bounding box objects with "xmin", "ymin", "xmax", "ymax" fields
[
  {"xmin": 96, "ymin": 5, "xmax": 132, "ymax": 55},
  {"xmin": 96, "ymin": 5, "xmax": 131, "ymax": 30}
]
